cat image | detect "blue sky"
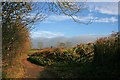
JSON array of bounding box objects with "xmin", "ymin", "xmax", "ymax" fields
[{"xmin": 30, "ymin": 2, "xmax": 118, "ymax": 39}]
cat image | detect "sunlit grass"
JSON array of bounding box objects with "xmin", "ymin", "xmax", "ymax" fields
[{"xmin": 29, "ymin": 50, "xmax": 39, "ymax": 53}]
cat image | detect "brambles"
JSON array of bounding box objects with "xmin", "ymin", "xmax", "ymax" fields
[
  {"xmin": 28, "ymin": 32, "xmax": 120, "ymax": 78},
  {"xmin": 94, "ymin": 32, "xmax": 120, "ymax": 65},
  {"xmin": 28, "ymin": 42, "xmax": 94, "ymax": 66}
]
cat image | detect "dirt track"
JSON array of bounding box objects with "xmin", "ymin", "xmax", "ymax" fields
[{"xmin": 22, "ymin": 55, "xmax": 56, "ymax": 78}]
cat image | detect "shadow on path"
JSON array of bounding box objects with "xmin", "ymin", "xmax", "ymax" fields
[{"xmin": 22, "ymin": 57, "xmax": 57, "ymax": 78}]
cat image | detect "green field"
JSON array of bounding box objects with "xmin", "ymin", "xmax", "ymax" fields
[{"xmin": 29, "ymin": 50, "xmax": 39, "ymax": 53}]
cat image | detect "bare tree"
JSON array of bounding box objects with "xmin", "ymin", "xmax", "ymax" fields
[
  {"xmin": 57, "ymin": 42, "xmax": 66, "ymax": 48},
  {"xmin": 38, "ymin": 42, "xmax": 44, "ymax": 49},
  {"xmin": 2, "ymin": 1, "xmax": 89, "ymax": 28},
  {"xmin": 66, "ymin": 41, "xmax": 73, "ymax": 47}
]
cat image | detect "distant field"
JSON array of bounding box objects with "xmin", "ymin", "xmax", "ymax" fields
[{"xmin": 29, "ymin": 50, "xmax": 39, "ymax": 53}]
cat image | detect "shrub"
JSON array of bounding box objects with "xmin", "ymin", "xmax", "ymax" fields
[{"xmin": 93, "ymin": 32, "xmax": 120, "ymax": 66}]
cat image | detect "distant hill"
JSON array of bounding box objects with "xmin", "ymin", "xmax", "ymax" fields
[{"xmin": 31, "ymin": 35, "xmax": 108, "ymax": 49}]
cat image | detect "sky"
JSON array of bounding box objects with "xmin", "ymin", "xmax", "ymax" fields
[{"xmin": 30, "ymin": 2, "xmax": 118, "ymax": 39}]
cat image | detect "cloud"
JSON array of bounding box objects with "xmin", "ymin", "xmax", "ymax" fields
[
  {"xmin": 73, "ymin": 14, "xmax": 117, "ymax": 23},
  {"xmin": 72, "ymin": 14, "xmax": 98, "ymax": 21},
  {"xmin": 47, "ymin": 15, "xmax": 71, "ymax": 21},
  {"xmin": 42, "ymin": 20, "xmax": 55, "ymax": 23},
  {"xmin": 93, "ymin": 17, "xmax": 118, "ymax": 23},
  {"xmin": 87, "ymin": 2, "xmax": 118, "ymax": 15},
  {"xmin": 42, "ymin": 15, "xmax": 71, "ymax": 23},
  {"xmin": 42, "ymin": 14, "xmax": 117, "ymax": 23},
  {"xmin": 23, "ymin": 13, "xmax": 47, "ymax": 21},
  {"xmin": 30, "ymin": 31, "xmax": 65, "ymax": 38},
  {"xmin": 94, "ymin": 7, "xmax": 118, "ymax": 15}
]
